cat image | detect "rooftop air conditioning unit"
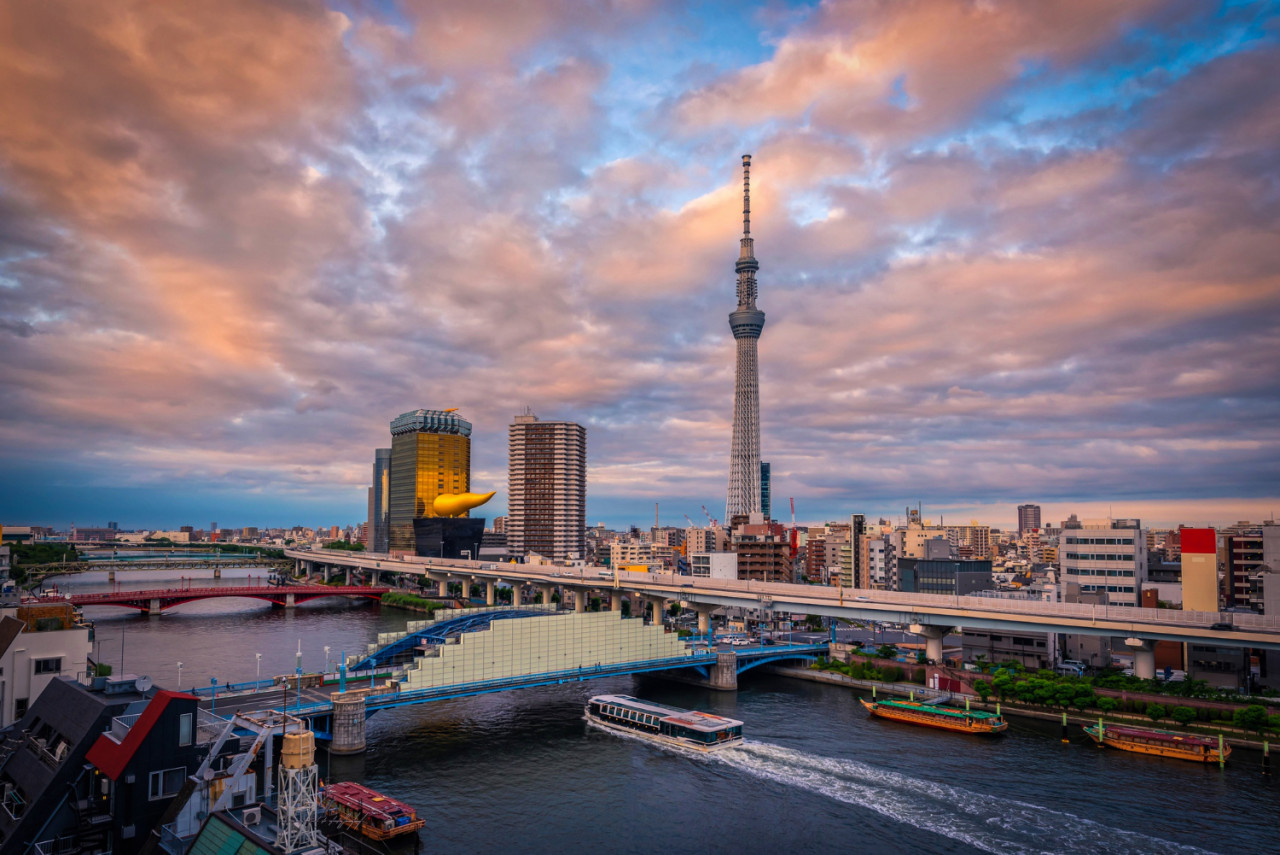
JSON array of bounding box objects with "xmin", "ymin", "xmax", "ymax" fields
[{"xmin": 242, "ymin": 806, "xmax": 262, "ymax": 827}]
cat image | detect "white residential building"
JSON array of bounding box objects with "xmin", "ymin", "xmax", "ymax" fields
[{"xmin": 1059, "ymin": 518, "xmax": 1148, "ymax": 607}]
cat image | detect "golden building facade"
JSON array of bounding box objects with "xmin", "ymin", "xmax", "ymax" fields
[{"xmin": 388, "ymin": 409, "xmax": 472, "ymax": 553}]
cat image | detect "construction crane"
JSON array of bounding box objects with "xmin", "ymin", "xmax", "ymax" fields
[
  {"xmin": 682, "ymin": 513, "xmax": 697, "ymax": 528},
  {"xmin": 701, "ymin": 505, "xmax": 719, "ymax": 528}
]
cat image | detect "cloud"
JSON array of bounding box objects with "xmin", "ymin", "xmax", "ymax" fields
[{"xmin": 0, "ymin": 0, "xmax": 1278, "ymax": 529}]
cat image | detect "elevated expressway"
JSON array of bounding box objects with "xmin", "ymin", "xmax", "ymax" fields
[{"xmin": 287, "ymin": 548, "xmax": 1280, "ymax": 678}]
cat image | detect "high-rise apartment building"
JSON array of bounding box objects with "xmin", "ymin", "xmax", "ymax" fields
[
  {"xmin": 1059, "ymin": 518, "xmax": 1148, "ymax": 607},
  {"xmin": 1017, "ymin": 504, "xmax": 1042, "ymax": 538},
  {"xmin": 508, "ymin": 413, "xmax": 587, "ymax": 561},
  {"xmin": 367, "ymin": 447, "xmax": 391, "ymax": 553},
  {"xmin": 726, "ymin": 155, "xmax": 765, "ymax": 521},
  {"xmin": 388, "ymin": 409, "xmax": 473, "ymax": 553}
]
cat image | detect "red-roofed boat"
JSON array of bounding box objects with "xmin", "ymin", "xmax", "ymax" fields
[
  {"xmin": 1083, "ymin": 721, "xmax": 1230, "ymax": 763},
  {"xmin": 322, "ymin": 781, "xmax": 425, "ymax": 840}
]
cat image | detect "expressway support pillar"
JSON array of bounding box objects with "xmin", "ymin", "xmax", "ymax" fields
[
  {"xmin": 323, "ymin": 565, "xmax": 331, "ymax": 583},
  {"xmin": 345, "ymin": 568, "xmax": 352, "ymax": 586},
  {"xmin": 1126, "ymin": 638, "xmax": 1156, "ymax": 680},
  {"xmin": 609, "ymin": 590, "xmax": 621, "ymax": 612},
  {"xmin": 539, "ymin": 585, "xmax": 554, "ymax": 606},
  {"xmin": 649, "ymin": 596, "xmax": 666, "ymax": 626},
  {"xmin": 710, "ymin": 650, "xmax": 738, "ymax": 691},
  {"xmin": 574, "ymin": 589, "xmax": 586, "ymax": 613},
  {"xmin": 438, "ymin": 577, "xmax": 449, "ymax": 598},
  {"xmin": 213, "ymin": 567, "xmax": 221, "ymax": 579},
  {"xmin": 693, "ymin": 604, "xmax": 718, "ymax": 637},
  {"xmin": 108, "ymin": 568, "xmax": 115, "ymax": 583},
  {"xmin": 370, "ymin": 569, "xmax": 379, "ymax": 587},
  {"xmin": 908, "ymin": 624, "xmax": 953, "ymax": 665},
  {"xmin": 330, "ymin": 694, "xmax": 367, "ymax": 755},
  {"xmin": 485, "ymin": 580, "xmax": 496, "ymax": 606}
]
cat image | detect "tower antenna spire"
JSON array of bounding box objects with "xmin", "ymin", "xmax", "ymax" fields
[{"xmin": 742, "ymin": 153, "xmax": 751, "ymax": 237}]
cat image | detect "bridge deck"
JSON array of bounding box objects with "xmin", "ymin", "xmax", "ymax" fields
[{"xmin": 53, "ymin": 584, "xmax": 390, "ymax": 608}]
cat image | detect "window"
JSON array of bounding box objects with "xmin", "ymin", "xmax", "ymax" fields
[
  {"xmin": 149, "ymin": 767, "xmax": 185, "ymax": 800},
  {"xmin": 178, "ymin": 713, "xmax": 193, "ymax": 747},
  {"xmin": 33, "ymin": 658, "xmax": 62, "ymax": 675}
]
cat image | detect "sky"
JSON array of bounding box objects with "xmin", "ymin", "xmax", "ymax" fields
[{"xmin": 1, "ymin": 0, "xmax": 1278, "ymax": 533}]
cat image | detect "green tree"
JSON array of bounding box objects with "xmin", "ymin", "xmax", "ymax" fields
[
  {"xmin": 1233, "ymin": 704, "xmax": 1270, "ymax": 734},
  {"xmin": 323, "ymin": 540, "xmax": 365, "ymax": 551},
  {"xmin": 668, "ymin": 602, "xmax": 682, "ymax": 617},
  {"xmin": 876, "ymin": 644, "xmax": 899, "ymax": 660},
  {"xmin": 973, "ymin": 679, "xmax": 993, "ymax": 704},
  {"xmin": 1072, "ymin": 689, "xmax": 1097, "ymax": 710},
  {"xmin": 991, "ymin": 674, "xmax": 1014, "ymax": 702},
  {"xmin": 1147, "ymin": 703, "xmax": 1167, "ymax": 723},
  {"xmin": 1170, "ymin": 706, "xmax": 1197, "ymax": 727},
  {"xmin": 1096, "ymin": 697, "xmax": 1119, "ymax": 714}
]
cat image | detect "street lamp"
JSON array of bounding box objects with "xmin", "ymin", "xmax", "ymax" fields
[
  {"xmin": 177, "ymin": 661, "xmax": 183, "ymax": 689},
  {"xmin": 255, "ymin": 652, "xmax": 262, "ymax": 684},
  {"xmin": 324, "ymin": 646, "xmax": 331, "ymax": 674}
]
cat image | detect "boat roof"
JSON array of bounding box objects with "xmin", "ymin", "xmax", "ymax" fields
[
  {"xmin": 1089, "ymin": 723, "xmax": 1219, "ymax": 747},
  {"xmin": 324, "ymin": 781, "xmax": 417, "ymax": 820},
  {"xmin": 589, "ymin": 694, "xmax": 743, "ymax": 731},
  {"xmin": 875, "ymin": 699, "xmax": 1002, "ymax": 720}
]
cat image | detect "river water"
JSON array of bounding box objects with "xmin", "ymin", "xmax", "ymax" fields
[{"xmin": 53, "ymin": 567, "xmax": 1277, "ymax": 854}]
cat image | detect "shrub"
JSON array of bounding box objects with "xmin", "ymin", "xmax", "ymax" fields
[
  {"xmin": 1096, "ymin": 697, "xmax": 1118, "ymax": 714},
  {"xmin": 973, "ymin": 679, "xmax": 992, "ymax": 703},
  {"xmin": 380, "ymin": 591, "xmax": 444, "ymax": 615},
  {"xmin": 912, "ymin": 667, "xmax": 926, "ymax": 684},
  {"xmin": 1147, "ymin": 703, "xmax": 1166, "ymax": 723},
  {"xmin": 883, "ymin": 665, "xmax": 903, "ymax": 683},
  {"xmin": 1170, "ymin": 707, "xmax": 1197, "ymax": 727}
]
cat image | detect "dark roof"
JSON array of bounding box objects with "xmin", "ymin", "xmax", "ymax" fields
[
  {"xmin": 0, "ymin": 615, "xmax": 23, "ymax": 658},
  {"xmin": 86, "ymin": 689, "xmax": 197, "ymax": 781}
]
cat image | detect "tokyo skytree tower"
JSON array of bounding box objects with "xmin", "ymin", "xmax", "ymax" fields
[{"xmin": 725, "ymin": 154, "xmax": 765, "ymax": 520}]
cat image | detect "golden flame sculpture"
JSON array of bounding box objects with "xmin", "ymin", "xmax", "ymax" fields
[{"xmin": 431, "ymin": 491, "xmax": 496, "ymax": 518}]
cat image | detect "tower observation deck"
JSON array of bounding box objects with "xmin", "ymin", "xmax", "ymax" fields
[{"xmin": 726, "ymin": 154, "xmax": 765, "ymax": 520}]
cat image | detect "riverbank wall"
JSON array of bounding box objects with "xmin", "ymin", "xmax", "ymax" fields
[{"xmin": 762, "ymin": 664, "xmax": 1275, "ymax": 752}]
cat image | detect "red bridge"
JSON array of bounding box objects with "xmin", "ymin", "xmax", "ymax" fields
[{"xmin": 53, "ymin": 584, "xmax": 391, "ymax": 615}]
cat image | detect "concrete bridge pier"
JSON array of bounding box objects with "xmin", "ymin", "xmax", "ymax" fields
[
  {"xmin": 147, "ymin": 598, "xmax": 162, "ymax": 615},
  {"xmin": 609, "ymin": 590, "xmax": 622, "ymax": 612},
  {"xmin": 573, "ymin": 588, "xmax": 587, "ymax": 613},
  {"xmin": 345, "ymin": 567, "xmax": 352, "ymax": 586},
  {"xmin": 909, "ymin": 623, "xmax": 953, "ymax": 664},
  {"xmin": 539, "ymin": 585, "xmax": 554, "ymax": 606},
  {"xmin": 485, "ymin": 580, "xmax": 496, "ymax": 606},
  {"xmin": 330, "ymin": 694, "xmax": 367, "ymax": 754},
  {"xmin": 1126, "ymin": 637, "xmax": 1157, "ymax": 680},
  {"xmin": 710, "ymin": 650, "xmax": 738, "ymax": 691},
  {"xmin": 285, "ymin": 592, "xmax": 297, "ymax": 609},
  {"xmin": 213, "ymin": 567, "xmax": 221, "ymax": 579},
  {"xmin": 648, "ymin": 596, "xmax": 666, "ymax": 625},
  {"xmin": 510, "ymin": 581, "xmax": 523, "ymax": 605},
  {"xmin": 323, "ymin": 564, "xmax": 332, "ymax": 583},
  {"xmin": 108, "ymin": 569, "xmax": 115, "ymax": 583},
  {"xmin": 691, "ymin": 604, "xmax": 718, "ymax": 635}
]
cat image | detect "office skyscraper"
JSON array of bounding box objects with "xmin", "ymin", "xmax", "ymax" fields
[
  {"xmin": 726, "ymin": 154, "xmax": 765, "ymax": 520},
  {"xmin": 508, "ymin": 412, "xmax": 587, "ymax": 561},
  {"xmin": 1017, "ymin": 504, "xmax": 1042, "ymax": 538},
  {"xmin": 388, "ymin": 409, "xmax": 473, "ymax": 553},
  {"xmin": 368, "ymin": 447, "xmax": 391, "ymax": 553}
]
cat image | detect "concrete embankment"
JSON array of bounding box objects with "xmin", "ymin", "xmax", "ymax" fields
[{"xmin": 762, "ymin": 664, "xmax": 1275, "ymax": 752}]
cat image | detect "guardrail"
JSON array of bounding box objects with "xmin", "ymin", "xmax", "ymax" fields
[
  {"xmin": 289, "ymin": 548, "xmax": 1280, "ymax": 635},
  {"xmin": 108, "ymin": 712, "xmax": 142, "ymax": 742}
]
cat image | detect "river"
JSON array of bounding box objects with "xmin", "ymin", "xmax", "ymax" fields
[{"xmin": 51, "ymin": 567, "xmax": 1277, "ymax": 854}]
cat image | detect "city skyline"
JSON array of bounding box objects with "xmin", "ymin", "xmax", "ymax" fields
[{"xmin": 2, "ymin": 2, "xmax": 1278, "ymax": 530}]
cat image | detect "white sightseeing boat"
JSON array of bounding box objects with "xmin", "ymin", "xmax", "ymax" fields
[{"xmin": 585, "ymin": 694, "xmax": 744, "ymax": 752}]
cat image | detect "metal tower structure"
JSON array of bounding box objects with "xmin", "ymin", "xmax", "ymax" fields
[
  {"xmin": 276, "ymin": 731, "xmax": 322, "ymax": 853},
  {"xmin": 726, "ymin": 154, "xmax": 765, "ymax": 520}
]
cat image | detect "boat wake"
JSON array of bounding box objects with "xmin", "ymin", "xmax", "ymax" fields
[{"xmin": 708, "ymin": 742, "xmax": 1215, "ymax": 855}]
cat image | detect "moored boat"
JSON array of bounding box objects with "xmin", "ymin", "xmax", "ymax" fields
[
  {"xmin": 585, "ymin": 694, "xmax": 744, "ymax": 751},
  {"xmin": 1083, "ymin": 722, "xmax": 1230, "ymax": 763},
  {"xmin": 322, "ymin": 781, "xmax": 426, "ymax": 841},
  {"xmin": 859, "ymin": 697, "xmax": 1008, "ymax": 734}
]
